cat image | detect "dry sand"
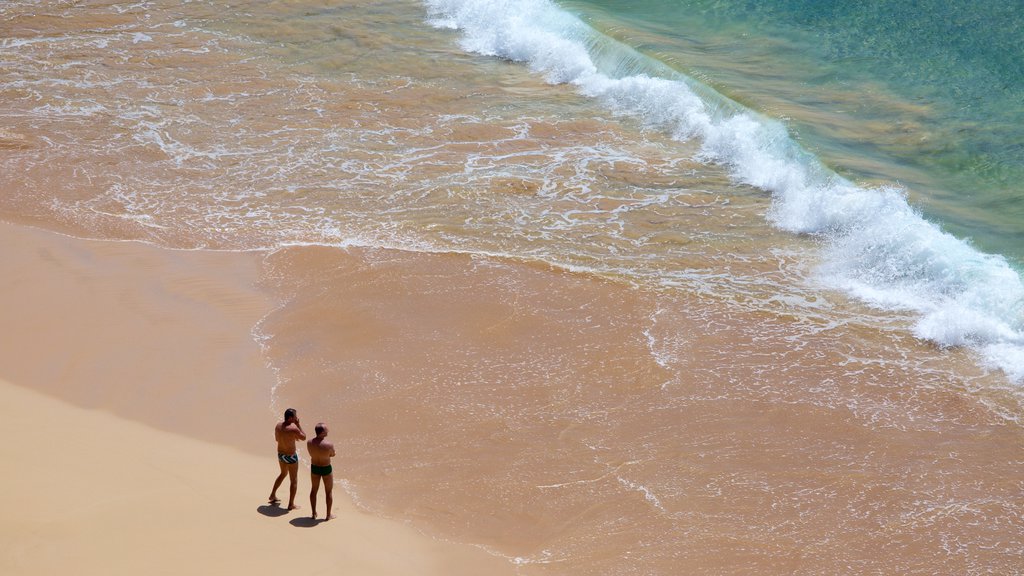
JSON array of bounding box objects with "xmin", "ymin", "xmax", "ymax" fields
[{"xmin": 0, "ymin": 221, "xmax": 514, "ymax": 576}]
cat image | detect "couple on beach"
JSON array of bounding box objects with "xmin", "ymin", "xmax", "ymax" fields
[{"xmin": 268, "ymin": 408, "xmax": 336, "ymax": 520}]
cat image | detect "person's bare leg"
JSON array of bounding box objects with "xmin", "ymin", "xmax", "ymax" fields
[
  {"xmin": 310, "ymin": 475, "xmax": 321, "ymax": 519},
  {"xmin": 269, "ymin": 460, "xmax": 287, "ymax": 503},
  {"xmin": 286, "ymin": 462, "xmax": 300, "ymax": 510},
  {"xmin": 324, "ymin": 473, "xmax": 336, "ymax": 520}
]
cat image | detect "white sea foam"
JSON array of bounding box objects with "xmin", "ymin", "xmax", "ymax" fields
[{"xmin": 423, "ymin": 0, "xmax": 1024, "ymax": 382}]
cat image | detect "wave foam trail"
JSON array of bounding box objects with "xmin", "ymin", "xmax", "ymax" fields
[{"xmin": 423, "ymin": 0, "xmax": 1024, "ymax": 381}]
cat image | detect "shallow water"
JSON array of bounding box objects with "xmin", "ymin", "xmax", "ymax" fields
[{"xmin": 258, "ymin": 245, "xmax": 1023, "ymax": 574}]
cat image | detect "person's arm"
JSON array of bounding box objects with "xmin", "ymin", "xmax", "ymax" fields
[{"xmin": 293, "ymin": 419, "xmax": 307, "ymax": 441}]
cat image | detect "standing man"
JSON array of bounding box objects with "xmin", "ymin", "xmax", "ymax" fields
[
  {"xmin": 269, "ymin": 408, "xmax": 306, "ymax": 510},
  {"xmin": 307, "ymin": 422, "xmax": 337, "ymax": 520}
]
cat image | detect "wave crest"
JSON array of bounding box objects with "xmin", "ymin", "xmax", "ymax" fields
[{"xmin": 424, "ymin": 0, "xmax": 1024, "ymax": 381}]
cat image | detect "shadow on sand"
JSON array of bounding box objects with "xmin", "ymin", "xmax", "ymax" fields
[
  {"xmin": 289, "ymin": 516, "xmax": 324, "ymax": 528},
  {"xmin": 256, "ymin": 503, "xmax": 291, "ymax": 518}
]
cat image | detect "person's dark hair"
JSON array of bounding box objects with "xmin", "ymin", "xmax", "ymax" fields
[
  {"xmin": 284, "ymin": 408, "xmax": 297, "ymax": 422},
  {"xmin": 315, "ymin": 423, "xmax": 326, "ymax": 436}
]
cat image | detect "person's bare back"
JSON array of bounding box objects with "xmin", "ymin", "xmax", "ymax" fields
[
  {"xmin": 307, "ymin": 435, "xmax": 334, "ymax": 467},
  {"xmin": 275, "ymin": 419, "xmax": 304, "ymax": 455}
]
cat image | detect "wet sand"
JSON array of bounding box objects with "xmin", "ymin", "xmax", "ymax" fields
[
  {"xmin": 0, "ymin": 221, "xmax": 514, "ymax": 576},
  {"xmin": 259, "ymin": 244, "xmax": 1024, "ymax": 575},
  {"xmin": 1, "ymin": 220, "xmax": 1022, "ymax": 575}
]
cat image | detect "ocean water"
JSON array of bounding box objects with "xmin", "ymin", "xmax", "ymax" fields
[
  {"xmin": 565, "ymin": 0, "xmax": 1024, "ymax": 261},
  {"xmin": 421, "ymin": 0, "xmax": 1024, "ymax": 383},
  {"xmin": 3, "ymin": 0, "xmax": 1022, "ymax": 381},
  {"xmin": 3, "ymin": 0, "xmax": 1024, "ymax": 573}
]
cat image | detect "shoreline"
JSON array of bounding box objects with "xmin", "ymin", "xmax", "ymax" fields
[
  {"xmin": 0, "ymin": 221, "xmax": 275, "ymax": 456},
  {"xmin": 3, "ymin": 215, "xmax": 1022, "ymax": 573},
  {"xmin": 0, "ymin": 220, "xmax": 515, "ymax": 575}
]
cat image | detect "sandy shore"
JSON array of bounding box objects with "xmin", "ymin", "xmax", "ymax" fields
[{"xmin": 0, "ymin": 222, "xmax": 514, "ymax": 576}]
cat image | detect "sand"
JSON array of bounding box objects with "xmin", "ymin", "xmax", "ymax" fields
[{"xmin": 0, "ymin": 221, "xmax": 514, "ymax": 576}]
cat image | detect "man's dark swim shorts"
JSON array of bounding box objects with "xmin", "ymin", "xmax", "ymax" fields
[{"xmin": 311, "ymin": 464, "xmax": 332, "ymax": 476}]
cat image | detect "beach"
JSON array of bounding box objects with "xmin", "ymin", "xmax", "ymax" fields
[
  {"xmin": 3, "ymin": 219, "xmax": 1022, "ymax": 575},
  {"xmin": 0, "ymin": 221, "xmax": 513, "ymax": 576},
  {"xmin": 2, "ymin": 0, "xmax": 1023, "ymax": 573}
]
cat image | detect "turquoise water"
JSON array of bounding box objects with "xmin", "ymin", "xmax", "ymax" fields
[
  {"xmin": 563, "ymin": 0, "xmax": 1024, "ymax": 265},
  {"xmin": 424, "ymin": 0, "xmax": 1024, "ymax": 380}
]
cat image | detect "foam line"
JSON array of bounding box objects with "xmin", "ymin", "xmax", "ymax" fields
[{"xmin": 423, "ymin": 0, "xmax": 1024, "ymax": 381}]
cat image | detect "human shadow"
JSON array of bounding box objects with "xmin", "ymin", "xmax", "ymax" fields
[
  {"xmin": 289, "ymin": 516, "xmax": 324, "ymax": 528},
  {"xmin": 257, "ymin": 503, "xmax": 290, "ymax": 518}
]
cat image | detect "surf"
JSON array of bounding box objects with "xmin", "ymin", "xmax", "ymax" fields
[{"xmin": 422, "ymin": 0, "xmax": 1024, "ymax": 382}]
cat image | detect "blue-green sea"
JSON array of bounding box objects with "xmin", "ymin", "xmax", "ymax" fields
[
  {"xmin": 425, "ymin": 0, "xmax": 1024, "ymax": 379},
  {"xmin": 564, "ymin": 0, "xmax": 1024, "ymax": 264}
]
